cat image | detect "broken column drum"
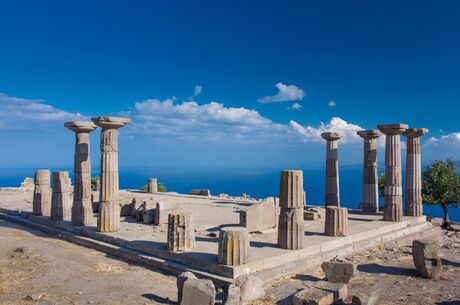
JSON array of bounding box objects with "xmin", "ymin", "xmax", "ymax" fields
[
  {"xmin": 50, "ymin": 171, "xmax": 72, "ymax": 221},
  {"xmin": 92, "ymin": 116, "xmax": 131, "ymax": 233},
  {"xmin": 377, "ymin": 124, "xmax": 408, "ymax": 222},
  {"xmin": 167, "ymin": 212, "xmax": 195, "ymax": 252},
  {"xmin": 148, "ymin": 178, "xmax": 158, "ymax": 193},
  {"xmin": 324, "ymin": 206, "xmax": 348, "ymax": 237},
  {"xmin": 357, "ymin": 130, "xmax": 382, "ymax": 213},
  {"xmin": 321, "ymin": 132, "xmax": 343, "ymax": 207},
  {"xmin": 403, "ymin": 128, "xmax": 429, "ymax": 217},
  {"xmin": 65, "ymin": 121, "xmax": 98, "ymax": 226},
  {"xmin": 33, "ymin": 169, "xmax": 52, "ymax": 216},
  {"xmin": 218, "ymin": 227, "xmax": 249, "ymax": 266},
  {"xmin": 278, "ymin": 170, "xmax": 304, "ymax": 250}
]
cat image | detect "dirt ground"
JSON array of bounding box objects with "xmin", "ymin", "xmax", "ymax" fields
[{"xmin": 1, "ymin": 218, "xmax": 459, "ymax": 305}]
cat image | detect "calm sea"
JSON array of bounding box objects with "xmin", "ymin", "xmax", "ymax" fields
[{"xmin": 0, "ymin": 166, "xmax": 458, "ymax": 221}]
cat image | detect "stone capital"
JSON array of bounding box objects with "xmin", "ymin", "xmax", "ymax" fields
[
  {"xmin": 377, "ymin": 123, "xmax": 408, "ymax": 135},
  {"xmin": 321, "ymin": 132, "xmax": 343, "ymax": 141},
  {"xmin": 357, "ymin": 130, "xmax": 381, "ymax": 140},
  {"xmin": 91, "ymin": 116, "xmax": 131, "ymax": 129},
  {"xmin": 65, "ymin": 121, "xmax": 97, "ymax": 133},
  {"xmin": 403, "ymin": 128, "xmax": 429, "ymax": 138}
]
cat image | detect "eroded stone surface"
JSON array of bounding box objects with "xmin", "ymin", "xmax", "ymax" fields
[
  {"xmin": 321, "ymin": 258, "xmax": 356, "ymax": 284},
  {"xmin": 167, "ymin": 212, "xmax": 195, "ymax": 252},
  {"xmin": 180, "ymin": 278, "xmax": 215, "ymax": 305},
  {"xmin": 412, "ymin": 239, "xmax": 442, "ymax": 279}
]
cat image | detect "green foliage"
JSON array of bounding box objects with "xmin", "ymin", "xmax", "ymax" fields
[
  {"xmin": 378, "ymin": 172, "xmax": 385, "ymax": 198},
  {"xmin": 422, "ymin": 158, "xmax": 460, "ymax": 227},
  {"xmin": 140, "ymin": 182, "xmax": 167, "ymax": 192},
  {"xmin": 91, "ymin": 176, "xmax": 99, "ymax": 191}
]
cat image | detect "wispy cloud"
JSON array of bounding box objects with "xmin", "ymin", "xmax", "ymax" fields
[
  {"xmin": 287, "ymin": 102, "xmax": 302, "ymax": 110},
  {"xmin": 328, "ymin": 100, "xmax": 336, "ymax": 107},
  {"xmin": 257, "ymin": 83, "xmax": 305, "ymax": 103},
  {"xmin": 425, "ymin": 133, "xmax": 460, "ymax": 145}
]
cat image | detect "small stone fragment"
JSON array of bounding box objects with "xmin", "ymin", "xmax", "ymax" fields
[
  {"xmin": 321, "ymin": 258, "xmax": 356, "ymax": 284},
  {"xmin": 235, "ymin": 275, "xmax": 265, "ymax": 305},
  {"xmin": 180, "ymin": 278, "xmax": 215, "ymax": 305},
  {"xmin": 292, "ymin": 282, "xmax": 347, "ymax": 305},
  {"xmin": 412, "ymin": 239, "xmax": 442, "ymax": 279},
  {"xmin": 176, "ymin": 271, "xmax": 197, "ymax": 305}
]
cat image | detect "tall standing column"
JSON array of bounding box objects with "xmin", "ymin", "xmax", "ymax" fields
[
  {"xmin": 321, "ymin": 132, "xmax": 343, "ymax": 207},
  {"xmin": 92, "ymin": 116, "xmax": 131, "ymax": 232},
  {"xmin": 65, "ymin": 121, "xmax": 97, "ymax": 226},
  {"xmin": 357, "ymin": 130, "xmax": 382, "ymax": 213},
  {"xmin": 377, "ymin": 124, "xmax": 408, "ymax": 222},
  {"xmin": 403, "ymin": 128, "xmax": 428, "ymax": 217}
]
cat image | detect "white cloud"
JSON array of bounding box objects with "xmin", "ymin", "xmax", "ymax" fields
[
  {"xmin": 287, "ymin": 102, "xmax": 302, "ymax": 110},
  {"xmin": 193, "ymin": 85, "xmax": 202, "ymax": 97},
  {"xmin": 0, "ymin": 93, "xmax": 83, "ymax": 130},
  {"xmin": 328, "ymin": 100, "xmax": 336, "ymax": 107},
  {"xmin": 289, "ymin": 117, "xmax": 363, "ymax": 144},
  {"xmin": 425, "ymin": 133, "xmax": 460, "ymax": 145},
  {"xmin": 258, "ymin": 83, "xmax": 305, "ymax": 103}
]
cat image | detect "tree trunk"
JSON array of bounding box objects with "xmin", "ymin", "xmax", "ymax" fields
[{"xmin": 442, "ymin": 204, "xmax": 449, "ymax": 228}]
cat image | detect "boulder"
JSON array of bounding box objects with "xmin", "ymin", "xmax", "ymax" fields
[
  {"xmin": 321, "ymin": 258, "xmax": 356, "ymax": 284},
  {"xmin": 412, "ymin": 239, "xmax": 442, "ymax": 279},
  {"xmin": 176, "ymin": 271, "xmax": 197, "ymax": 304},
  {"xmin": 180, "ymin": 278, "xmax": 215, "ymax": 305},
  {"xmin": 235, "ymin": 275, "xmax": 265, "ymax": 305}
]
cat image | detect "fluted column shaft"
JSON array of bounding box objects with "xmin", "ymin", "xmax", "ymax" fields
[
  {"xmin": 357, "ymin": 130, "xmax": 381, "ymax": 213},
  {"xmin": 403, "ymin": 128, "xmax": 428, "ymax": 216},
  {"xmin": 33, "ymin": 169, "xmax": 51, "ymax": 216},
  {"xmin": 378, "ymin": 124, "xmax": 408, "ymax": 222},
  {"xmin": 321, "ymin": 132, "xmax": 343, "ymax": 207},
  {"xmin": 92, "ymin": 116, "xmax": 131, "ymax": 233}
]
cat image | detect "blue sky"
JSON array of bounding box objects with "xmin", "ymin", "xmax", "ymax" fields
[{"xmin": 0, "ymin": 0, "xmax": 459, "ymax": 168}]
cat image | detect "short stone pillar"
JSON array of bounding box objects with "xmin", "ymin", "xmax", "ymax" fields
[
  {"xmin": 33, "ymin": 170, "xmax": 51, "ymax": 216},
  {"xmin": 50, "ymin": 171, "xmax": 72, "ymax": 221},
  {"xmin": 277, "ymin": 170, "xmax": 304, "ymax": 250},
  {"xmin": 167, "ymin": 212, "xmax": 195, "ymax": 252},
  {"xmin": 357, "ymin": 130, "xmax": 382, "ymax": 213},
  {"xmin": 148, "ymin": 178, "xmax": 158, "ymax": 193},
  {"xmin": 403, "ymin": 128, "xmax": 429, "ymax": 216},
  {"xmin": 95, "ymin": 177, "xmax": 100, "ymax": 192},
  {"xmin": 92, "ymin": 116, "xmax": 131, "ymax": 233},
  {"xmin": 321, "ymin": 132, "xmax": 343, "ymax": 207},
  {"xmin": 377, "ymin": 124, "xmax": 408, "ymax": 222},
  {"xmin": 65, "ymin": 121, "xmax": 97, "ymax": 226},
  {"xmin": 218, "ymin": 227, "xmax": 249, "ymax": 266},
  {"xmin": 324, "ymin": 206, "xmax": 348, "ymax": 237}
]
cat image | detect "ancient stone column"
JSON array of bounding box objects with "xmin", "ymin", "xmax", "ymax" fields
[
  {"xmin": 357, "ymin": 130, "xmax": 382, "ymax": 213},
  {"xmin": 33, "ymin": 170, "xmax": 51, "ymax": 216},
  {"xmin": 324, "ymin": 206, "xmax": 348, "ymax": 236},
  {"xmin": 218, "ymin": 227, "xmax": 249, "ymax": 266},
  {"xmin": 50, "ymin": 171, "xmax": 72, "ymax": 221},
  {"xmin": 403, "ymin": 128, "xmax": 429, "ymax": 217},
  {"xmin": 148, "ymin": 178, "xmax": 158, "ymax": 193},
  {"xmin": 167, "ymin": 212, "xmax": 195, "ymax": 252},
  {"xmin": 65, "ymin": 121, "xmax": 97, "ymax": 226},
  {"xmin": 278, "ymin": 170, "xmax": 304, "ymax": 250},
  {"xmin": 377, "ymin": 124, "xmax": 408, "ymax": 222},
  {"xmin": 95, "ymin": 177, "xmax": 101, "ymax": 192},
  {"xmin": 320, "ymin": 132, "xmax": 343, "ymax": 207},
  {"xmin": 92, "ymin": 116, "xmax": 131, "ymax": 232}
]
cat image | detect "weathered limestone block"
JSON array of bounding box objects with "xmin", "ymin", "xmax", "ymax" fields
[
  {"xmin": 33, "ymin": 170, "xmax": 51, "ymax": 216},
  {"xmin": 119, "ymin": 201, "xmax": 132, "ymax": 216},
  {"xmin": 321, "ymin": 258, "xmax": 356, "ymax": 283},
  {"xmin": 321, "ymin": 132, "xmax": 343, "ymax": 207},
  {"xmin": 412, "ymin": 239, "xmax": 442, "ymax": 279},
  {"xmin": 167, "ymin": 212, "xmax": 195, "ymax": 252},
  {"xmin": 235, "ymin": 275, "xmax": 265, "ymax": 305},
  {"xmin": 239, "ymin": 197, "xmax": 279, "ymax": 233},
  {"xmin": 377, "ymin": 123, "xmax": 408, "ymax": 222},
  {"xmin": 304, "ymin": 207, "xmax": 325, "ymax": 221},
  {"xmin": 190, "ymin": 189, "xmax": 211, "ymax": 196},
  {"xmin": 324, "ymin": 206, "xmax": 348, "ymax": 237},
  {"xmin": 357, "ymin": 130, "xmax": 381, "ymax": 213},
  {"xmin": 65, "ymin": 121, "xmax": 97, "ymax": 226},
  {"xmin": 147, "ymin": 178, "xmax": 158, "ymax": 193},
  {"xmin": 51, "ymin": 171, "xmax": 72, "ymax": 221},
  {"xmin": 292, "ymin": 282, "xmax": 347, "ymax": 305},
  {"xmin": 177, "ymin": 271, "xmax": 197, "ymax": 305},
  {"xmin": 277, "ymin": 207, "xmax": 304, "ymax": 250},
  {"xmin": 218, "ymin": 227, "xmax": 249, "ymax": 266},
  {"xmin": 180, "ymin": 278, "xmax": 215, "ymax": 305},
  {"xmin": 224, "ymin": 284, "xmax": 241, "ymax": 305},
  {"xmin": 92, "ymin": 116, "xmax": 131, "ymax": 232},
  {"xmin": 154, "ymin": 201, "xmax": 182, "ymax": 225},
  {"xmin": 403, "ymin": 128, "xmax": 429, "ymax": 216},
  {"xmin": 279, "ymin": 170, "xmax": 304, "ymax": 209}
]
